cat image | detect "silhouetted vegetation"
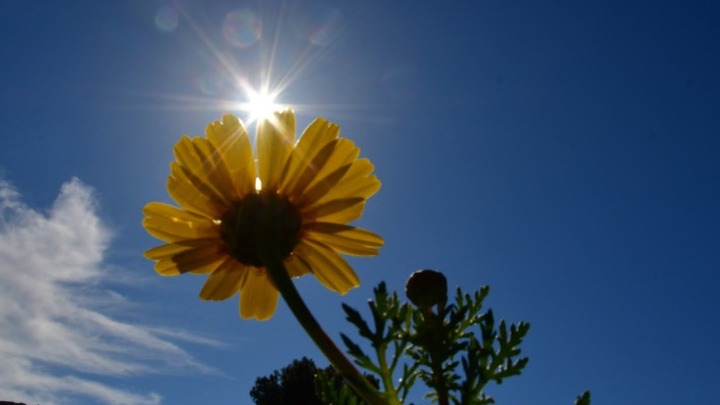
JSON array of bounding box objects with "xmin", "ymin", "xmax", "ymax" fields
[{"xmin": 250, "ymin": 357, "xmax": 379, "ymax": 405}]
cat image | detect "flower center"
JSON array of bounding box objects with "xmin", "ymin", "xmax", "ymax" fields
[{"xmin": 219, "ymin": 192, "xmax": 302, "ymax": 267}]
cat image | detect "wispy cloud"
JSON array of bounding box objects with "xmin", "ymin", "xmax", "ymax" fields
[{"xmin": 0, "ymin": 178, "xmax": 215, "ymax": 405}]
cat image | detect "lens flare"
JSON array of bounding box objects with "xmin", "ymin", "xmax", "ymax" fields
[
  {"xmin": 223, "ymin": 9, "xmax": 262, "ymax": 48},
  {"xmin": 139, "ymin": 2, "xmax": 349, "ymax": 127},
  {"xmin": 308, "ymin": 9, "xmax": 342, "ymax": 47},
  {"xmin": 154, "ymin": 5, "xmax": 179, "ymax": 32}
]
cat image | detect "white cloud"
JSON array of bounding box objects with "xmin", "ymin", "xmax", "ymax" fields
[{"xmin": 0, "ymin": 178, "xmax": 215, "ymax": 405}]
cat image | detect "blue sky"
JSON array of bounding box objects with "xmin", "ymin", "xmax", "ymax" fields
[{"xmin": 1, "ymin": 0, "xmax": 719, "ymax": 404}]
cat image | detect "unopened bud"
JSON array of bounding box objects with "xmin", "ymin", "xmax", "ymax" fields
[{"xmin": 405, "ymin": 269, "xmax": 447, "ymax": 308}]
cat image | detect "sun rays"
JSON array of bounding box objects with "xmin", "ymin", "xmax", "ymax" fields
[
  {"xmin": 236, "ymin": 85, "xmax": 285, "ymax": 125},
  {"xmin": 125, "ymin": 2, "xmax": 354, "ymax": 130}
]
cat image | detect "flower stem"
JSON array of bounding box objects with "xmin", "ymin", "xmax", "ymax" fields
[{"xmin": 261, "ymin": 248, "xmax": 389, "ymax": 405}]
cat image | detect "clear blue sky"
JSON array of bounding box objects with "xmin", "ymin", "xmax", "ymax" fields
[{"xmin": 1, "ymin": 1, "xmax": 719, "ymax": 404}]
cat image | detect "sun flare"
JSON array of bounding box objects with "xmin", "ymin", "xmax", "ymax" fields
[{"xmin": 240, "ymin": 88, "xmax": 283, "ymax": 124}]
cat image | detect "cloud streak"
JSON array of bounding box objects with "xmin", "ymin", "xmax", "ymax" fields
[{"xmin": 0, "ymin": 178, "xmax": 214, "ymax": 405}]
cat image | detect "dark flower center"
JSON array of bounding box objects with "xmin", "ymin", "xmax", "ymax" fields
[{"xmin": 220, "ymin": 192, "xmax": 302, "ymax": 267}]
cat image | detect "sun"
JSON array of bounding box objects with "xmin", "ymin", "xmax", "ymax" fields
[{"xmin": 239, "ymin": 87, "xmax": 284, "ymax": 124}]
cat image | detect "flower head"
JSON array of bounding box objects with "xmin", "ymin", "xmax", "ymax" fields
[
  {"xmin": 405, "ymin": 269, "xmax": 447, "ymax": 309},
  {"xmin": 143, "ymin": 110, "xmax": 382, "ymax": 320}
]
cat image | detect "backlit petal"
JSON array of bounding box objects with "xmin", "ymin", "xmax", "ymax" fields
[
  {"xmin": 314, "ymin": 159, "xmax": 380, "ymax": 205},
  {"xmin": 173, "ymin": 136, "xmax": 233, "ymax": 204},
  {"xmin": 296, "ymin": 239, "xmax": 359, "ymax": 294},
  {"xmin": 284, "ymin": 254, "xmax": 312, "ymax": 278},
  {"xmin": 303, "ymin": 223, "xmax": 383, "ymax": 256},
  {"xmin": 257, "ymin": 110, "xmax": 295, "ymax": 191},
  {"xmin": 199, "ymin": 259, "xmax": 248, "ymax": 300},
  {"xmin": 143, "ymin": 111, "xmax": 382, "ymax": 320},
  {"xmin": 304, "ymin": 139, "xmax": 359, "ymax": 192},
  {"xmin": 143, "ymin": 202, "xmax": 217, "ymax": 242},
  {"xmin": 240, "ymin": 268, "xmax": 280, "ymax": 320},
  {"xmin": 192, "ymin": 137, "xmax": 237, "ymax": 199},
  {"xmin": 305, "ymin": 198, "xmax": 366, "ymax": 224},
  {"xmin": 151, "ymin": 244, "xmax": 225, "ymax": 276},
  {"xmin": 144, "ymin": 238, "xmax": 217, "ymax": 261},
  {"xmin": 206, "ymin": 115, "xmax": 256, "ymax": 197},
  {"xmin": 287, "ymin": 141, "xmax": 338, "ymax": 201},
  {"xmin": 300, "ymin": 162, "xmax": 353, "ymax": 207},
  {"xmin": 168, "ymin": 162, "xmax": 226, "ymax": 218},
  {"xmin": 280, "ymin": 119, "xmax": 339, "ymax": 194}
]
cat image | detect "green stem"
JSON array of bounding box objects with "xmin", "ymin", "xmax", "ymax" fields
[
  {"xmin": 423, "ymin": 308, "xmax": 449, "ymax": 405},
  {"xmin": 261, "ymin": 248, "xmax": 389, "ymax": 405},
  {"xmin": 377, "ymin": 343, "xmax": 399, "ymax": 401}
]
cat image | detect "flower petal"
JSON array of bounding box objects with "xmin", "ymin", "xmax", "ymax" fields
[
  {"xmin": 305, "ymin": 198, "xmax": 366, "ymax": 224},
  {"xmin": 206, "ymin": 115, "xmax": 256, "ymax": 197},
  {"xmin": 303, "ymin": 223, "xmax": 383, "ymax": 256},
  {"xmin": 296, "ymin": 239, "xmax": 360, "ymax": 294},
  {"xmin": 284, "ymin": 254, "xmax": 312, "ymax": 278},
  {"xmin": 144, "ymin": 238, "xmax": 217, "ymax": 261},
  {"xmin": 280, "ymin": 119, "xmax": 339, "ymax": 194},
  {"xmin": 149, "ymin": 243, "xmax": 225, "ymax": 276},
  {"xmin": 143, "ymin": 202, "xmax": 218, "ymax": 243},
  {"xmin": 300, "ymin": 162, "xmax": 354, "ymax": 207},
  {"xmin": 167, "ymin": 166, "xmax": 226, "ymax": 218},
  {"xmin": 199, "ymin": 259, "xmax": 248, "ymax": 301},
  {"xmin": 173, "ymin": 136, "xmax": 233, "ymax": 205},
  {"xmin": 257, "ymin": 109, "xmax": 295, "ymax": 191},
  {"xmin": 304, "ymin": 138, "xmax": 359, "ymax": 192},
  {"xmin": 286, "ymin": 141, "xmax": 338, "ymax": 201},
  {"xmin": 239, "ymin": 268, "xmax": 280, "ymax": 320},
  {"xmin": 192, "ymin": 137, "xmax": 238, "ymax": 199},
  {"xmin": 314, "ymin": 159, "xmax": 381, "ymax": 205},
  {"xmin": 144, "ymin": 112, "xmax": 383, "ymax": 320}
]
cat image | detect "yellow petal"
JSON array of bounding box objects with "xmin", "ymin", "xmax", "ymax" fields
[
  {"xmin": 172, "ymin": 136, "xmax": 233, "ymax": 205},
  {"xmin": 305, "ymin": 198, "xmax": 366, "ymax": 224},
  {"xmin": 284, "ymin": 254, "xmax": 312, "ymax": 278},
  {"xmin": 315, "ymin": 159, "xmax": 381, "ymax": 205},
  {"xmin": 167, "ymin": 169, "xmax": 224, "ymax": 218},
  {"xmin": 144, "ymin": 239, "xmax": 217, "ymax": 261},
  {"xmin": 192, "ymin": 137, "xmax": 238, "ymax": 199},
  {"xmin": 257, "ymin": 109, "xmax": 295, "ymax": 191},
  {"xmin": 304, "ymin": 138, "xmax": 359, "ymax": 192},
  {"xmin": 199, "ymin": 259, "xmax": 248, "ymax": 301},
  {"xmin": 303, "ymin": 223, "xmax": 383, "ymax": 256},
  {"xmin": 280, "ymin": 119, "xmax": 339, "ymax": 194},
  {"xmin": 296, "ymin": 239, "xmax": 360, "ymax": 294},
  {"xmin": 151, "ymin": 244, "xmax": 225, "ymax": 276},
  {"xmin": 286, "ymin": 141, "xmax": 338, "ymax": 200},
  {"xmin": 300, "ymin": 163, "xmax": 353, "ymax": 207},
  {"xmin": 319, "ymin": 206, "xmax": 365, "ymax": 224},
  {"xmin": 206, "ymin": 115, "xmax": 256, "ymax": 197},
  {"xmin": 239, "ymin": 268, "xmax": 280, "ymax": 320},
  {"xmin": 143, "ymin": 203, "xmax": 218, "ymax": 243}
]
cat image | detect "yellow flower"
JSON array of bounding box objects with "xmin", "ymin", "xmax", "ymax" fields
[{"xmin": 143, "ymin": 110, "xmax": 382, "ymax": 320}]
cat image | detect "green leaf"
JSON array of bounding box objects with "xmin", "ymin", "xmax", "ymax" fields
[{"xmin": 574, "ymin": 390, "xmax": 591, "ymax": 405}]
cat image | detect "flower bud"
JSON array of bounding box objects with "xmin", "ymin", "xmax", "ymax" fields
[{"xmin": 405, "ymin": 269, "xmax": 447, "ymax": 308}]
